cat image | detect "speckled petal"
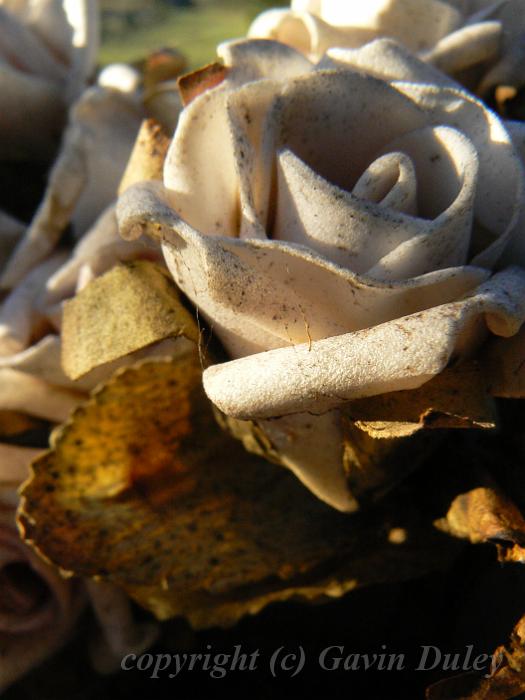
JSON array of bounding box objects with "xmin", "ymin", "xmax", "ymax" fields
[
  {"xmin": 393, "ymin": 82, "xmax": 524, "ymax": 267},
  {"xmin": 202, "ymin": 267, "xmax": 525, "ymax": 419},
  {"xmin": 118, "ymin": 181, "xmax": 490, "ymax": 358},
  {"xmin": 366, "ymin": 125, "xmax": 479, "ymax": 279},
  {"xmin": 164, "ymin": 39, "xmax": 310, "ymax": 238},
  {"xmin": 274, "ymin": 124, "xmax": 478, "ymax": 278},
  {"xmin": 274, "ymin": 69, "xmax": 427, "ymax": 194}
]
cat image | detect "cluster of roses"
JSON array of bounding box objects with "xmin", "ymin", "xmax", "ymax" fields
[{"xmin": 1, "ymin": 0, "xmax": 525, "ymax": 691}]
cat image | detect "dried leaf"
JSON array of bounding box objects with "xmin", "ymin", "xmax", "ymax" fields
[
  {"xmin": 19, "ymin": 346, "xmax": 460, "ymax": 627},
  {"xmin": 177, "ymin": 62, "xmax": 228, "ymax": 106},
  {"xmin": 342, "ymin": 419, "xmax": 438, "ymax": 503},
  {"xmin": 142, "ymin": 49, "xmax": 187, "ymax": 93},
  {"xmin": 426, "ymin": 614, "xmax": 525, "ymax": 699},
  {"xmin": 118, "ymin": 119, "xmax": 171, "ymax": 196},
  {"xmin": 435, "ymin": 487, "xmax": 525, "ymax": 564},
  {"xmin": 61, "ymin": 261, "xmax": 199, "ymax": 380},
  {"xmin": 345, "ymin": 362, "xmax": 497, "ymax": 438},
  {"xmin": 334, "ymin": 363, "xmax": 497, "ymax": 503}
]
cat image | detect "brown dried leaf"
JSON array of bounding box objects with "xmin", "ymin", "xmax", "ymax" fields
[
  {"xmin": 61, "ymin": 261, "xmax": 199, "ymax": 380},
  {"xmin": 177, "ymin": 62, "xmax": 228, "ymax": 106},
  {"xmin": 435, "ymin": 487, "xmax": 525, "ymax": 563},
  {"xmin": 426, "ymin": 614, "xmax": 525, "ymax": 699},
  {"xmin": 18, "ymin": 346, "xmax": 460, "ymax": 627},
  {"xmin": 142, "ymin": 49, "xmax": 187, "ymax": 93},
  {"xmin": 341, "ymin": 418, "xmax": 438, "ymax": 503},
  {"xmin": 345, "ymin": 362, "xmax": 497, "ymax": 439},
  {"xmin": 118, "ymin": 119, "xmax": 171, "ymax": 196}
]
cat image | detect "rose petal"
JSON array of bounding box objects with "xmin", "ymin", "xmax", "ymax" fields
[
  {"xmin": 422, "ymin": 20, "xmax": 502, "ymax": 74},
  {"xmin": 352, "ymin": 151, "xmax": 418, "ymax": 215},
  {"xmin": 45, "ymin": 204, "xmax": 161, "ymax": 304},
  {"xmin": 311, "ymin": 0, "xmax": 462, "ymax": 51},
  {"xmin": 218, "ymin": 38, "xmax": 313, "ymax": 84},
  {"xmin": 320, "ymin": 38, "xmax": 458, "ymax": 86},
  {"xmin": 1, "ymin": 86, "xmax": 142, "ymax": 289},
  {"xmin": 0, "ymin": 255, "xmax": 67, "ymax": 356},
  {"xmin": 248, "ymin": 9, "xmax": 377, "ymax": 59},
  {"xmin": 202, "ymin": 267, "xmax": 525, "ymax": 419},
  {"xmin": 0, "ymin": 6, "xmax": 68, "ymax": 83},
  {"xmin": 0, "ymin": 517, "xmax": 85, "ymax": 693},
  {"xmin": 257, "ymin": 411, "xmax": 358, "ymax": 511},
  {"xmin": 226, "ymin": 79, "xmax": 282, "ymax": 239},
  {"xmin": 0, "ymin": 211, "xmax": 24, "ymax": 275},
  {"xmin": 474, "ymin": 0, "xmax": 525, "ymax": 95},
  {"xmin": 367, "ymin": 125, "xmax": 479, "ymax": 278},
  {"xmin": 86, "ymin": 580, "xmax": 159, "ymax": 674},
  {"xmin": 64, "ymin": 0, "xmax": 100, "ymax": 101},
  {"xmin": 393, "ymin": 82, "xmax": 524, "ymax": 267},
  {"xmin": 274, "ymin": 69, "xmax": 426, "ymax": 195},
  {"xmin": 163, "ymin": 39, "xmax": 311, "ymax": 238},
  {"xmin": 274, "ymin": 124, "xmax": 478, "ymax": 278},
  {"xmin": 118, "ymin": 181, "xmax": 490, "ymax": 358},
  {"xmin": 0, "ymin": 368, "xmax": 81, "ymax": 422}
]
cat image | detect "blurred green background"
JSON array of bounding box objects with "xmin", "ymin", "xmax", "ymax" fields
[{"xmin": 100, "ymin": 0, "xmax": 287, "ymax": 69}]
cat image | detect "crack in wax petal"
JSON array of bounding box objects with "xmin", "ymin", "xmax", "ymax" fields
[{"xmin": 117, "ymin": 38, "xmax": 525, "ymax": 511}]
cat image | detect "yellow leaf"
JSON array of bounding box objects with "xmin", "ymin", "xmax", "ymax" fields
[
  {"xmin": 61, "ymin": 261, "xmax": 200, "ymax": 381},
  {"xmin": 344, "ymin": 362, "xmax": 497, "ymax": 438},
  {"xmin": 19, "ymin": 344, "xmax": 460, "ymax": 627}
]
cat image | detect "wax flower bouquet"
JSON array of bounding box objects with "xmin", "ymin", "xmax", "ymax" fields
[{"xmin": 2, "ymin": 1, "xmax": 525, "ymax": 697}]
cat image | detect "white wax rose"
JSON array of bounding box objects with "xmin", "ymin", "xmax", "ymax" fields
[
  {"xmin": 0, "ymin": 211, "xmax": 161, "ymax": 690},
  {"xmin": 0, "ymin": 0, "xmax": 99, "ymax": 159},
  {"xmin": 0, "ymin": 443, "xmax": 158, "ymax": 691},
  {"xmin": 0, "ymin": 443, "xmax": 86, "ymax": 692},
  {"xmin": 0, "ymin": 204, "xmax": 163, "ymax": 423},
  {"xmin": 249, "ymin": 0, "xmax": 525, "ymax": 96},
  {"xmin": 1, "ymin": 76, "xmax": 144, "ymax": 289},
  {"xmin": 118, "ymin": 39, "xmax": 525, "ymax": 511}
]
